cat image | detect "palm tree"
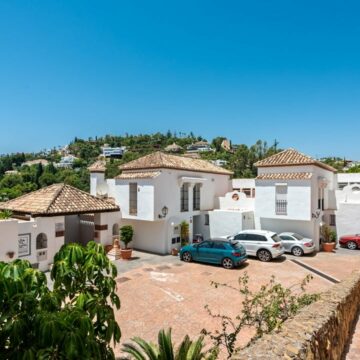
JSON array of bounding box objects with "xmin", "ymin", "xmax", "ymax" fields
[{"xmin": 122, "ymin": 328, "xmax": 217, "ymax": 360}]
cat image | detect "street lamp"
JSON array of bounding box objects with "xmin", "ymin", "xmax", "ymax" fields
[{"xmin": 158, "ymin": 206, "xmax": 168, "ymax": 219}]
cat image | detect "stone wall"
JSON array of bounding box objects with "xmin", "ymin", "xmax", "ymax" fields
[{"xmin": 232, "ymin": 271, "xmax": 360, "ymax": 360}]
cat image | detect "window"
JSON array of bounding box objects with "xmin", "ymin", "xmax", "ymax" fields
[
  {"xmin": 247, "ymin": 234, "xmax": 267, "ymax": 241},
  {"xmin": 318, "ymin": 187, "xmax": 324, "ymax": 210},
  {"xmin": 213, "ymin": 242, "xmax": 226, "ymax": 249},
  {"xmin": 193, "ymin": 184, "xmax": 201, "ymax": 211},
  {"xmin": 112, "ymin": 223, "xmax": 119, "ymax": 236},
  {"xmin": 198, "ymin": 241, "xmax": 213, "ymax": 248},
  {"xmin": 271, "ymin": 234, "xmax": 282, "ymax": 242},
  {"xmin": 275, "ymin": 185, "xmax": 287, "ymax": 215},
  {"xmin": 36, "ymin": 233, "xmax": 48, "ymax": 250},
  {"xmin": 292, "ymin": 233, "xmax": 304, "ymax": 240},
  {"xmin": 180, "ymin": 183, "xmax": 189, "ymax": 212},
  {"xmin": 234, "ymin": 234, "xmax": 247, "ymax": 241},
  {"xmin": 280, "ymin": 235, "xmax": 294, "ymax": 241},
  {"xmin": 55, "ymin": 223, "xmax": 64, "ymax": 237},
  {"xmin": 330, "ymin": 214, "xmax": 336, "ymax": 226},
  {"xmin": 204, "ymin": 214, "xmax": 209, "ymax": 226},
  {"xmin": 129, "ymin": 183, "xmax": 138, "ymax": 215}
]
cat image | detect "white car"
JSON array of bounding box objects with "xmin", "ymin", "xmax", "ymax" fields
[
  {"xmin": 278, "ymin": 232, "xmax": 316, "ymax": 256},
  {"xmin": 225, "ymin": 230, "xmax": 285, "ymax": 262}
]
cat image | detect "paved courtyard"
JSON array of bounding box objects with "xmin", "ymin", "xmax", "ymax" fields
[{"xmin": 111, "ymin": 248, "xmax": 360, "ymax": 358}]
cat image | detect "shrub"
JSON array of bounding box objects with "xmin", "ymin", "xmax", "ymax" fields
[{"xmin": 120, "ymin": 225, "xmax": 134, "ymax": 249}]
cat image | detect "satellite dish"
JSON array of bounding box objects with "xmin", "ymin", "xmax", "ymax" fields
[{"xmin": 96, "ymin": 182, "xmax": 108, "ymax": 197}]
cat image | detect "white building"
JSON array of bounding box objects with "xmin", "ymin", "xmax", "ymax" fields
[
  {"xmin": 211, "ymin": 159, "xmax": 228, "ymax": 167},
  {"xmin": 0, "ymin": 184, "xmax": 120, "ymax": 270},
  {"xmin": 90, "ymin": 152, "xmax": 232, "ymax": 254},
  {"xmin": 55, "ymin": 155, "xmax": 78, "ymax": 168},
  {"xmin": 186, "ymin": 141, "xmax": 214, "ymax": 153},
  {"xmin": 101, "ymin": 145, "xmax": 126, "ymax": 158},
  {"xmin": 253, "ymin": 149, "xmax": 338, "ymax": 250},
  {"xmin": 336, "ymin": 174, "xmax": 360, "ymax": 237},
  {"xmin": 232, "ymin": 178, "xmax": 256, "ymax": 198}
]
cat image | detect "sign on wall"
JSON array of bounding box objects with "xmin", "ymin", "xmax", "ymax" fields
[{"xmin": 18, "ymin": 233, "xmax": 31, "ymax": 257}]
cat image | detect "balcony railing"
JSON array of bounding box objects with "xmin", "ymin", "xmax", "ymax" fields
[{"xmin": 276, "ymin": 200, "xmax": 287, "ymax": 215}]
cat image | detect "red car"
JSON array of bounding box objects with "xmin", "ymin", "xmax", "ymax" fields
[{"xmin": 339, "ymin": 234, "xmax": 360, "ymax": 250}]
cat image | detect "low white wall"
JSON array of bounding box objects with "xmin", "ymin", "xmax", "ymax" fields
[
  {"xmin": 336, "ymin": 203, "xmax": 360, "ymax": 238},
  {"xmin": 209, "ymin": 210, "xmax": 254, "ymax": 238},
  {"xmin": 119, "ymin": 219, "xmax": 167, "ymax": 254},
  {"xmin": 258, "ymin": 217, "xmax": 315, "ymax": 242}
]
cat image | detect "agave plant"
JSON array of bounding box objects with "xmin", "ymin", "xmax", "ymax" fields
[{"xmin": 122, "ymin": 328, "xmax": 217, "ymax": 360}]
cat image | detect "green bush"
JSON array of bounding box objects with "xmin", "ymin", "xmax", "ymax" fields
[{"xmin": 120, "ymin": 225, "xmax": 134, "ymax": 249}]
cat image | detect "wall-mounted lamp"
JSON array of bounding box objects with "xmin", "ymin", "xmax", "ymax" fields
[
  {"xmin": 312, "ymin": 210, "xmax": 321, "ymax": 219},
  {"xmin": 158, "ymin": 206, "xmax": 168, "ymax": 219}
]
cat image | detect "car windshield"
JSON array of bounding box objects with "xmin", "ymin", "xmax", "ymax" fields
[
  {"xmin": 271, "ymin": 234, "xmax": 282, "ymax": 242},
  {"xmin": 230, "ymin": 241, "xmax": 243, "ymax": 250},
  {"xmin": 292, "ymin": 233, "xmax": 304, "ymax": 240}
]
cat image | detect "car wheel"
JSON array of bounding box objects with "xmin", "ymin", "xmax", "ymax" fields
[
  {"xmin": 181, "ymin": 251, "xmax": 192, "ymax": 262},
  {"xmin": 257, "ymin": 249, "xmax": 272, "ymax": 262},
  {"xmin": 347, "ymin": 241, "xmax": 357, "ymax": 250},
  {"xmin": 222, "ymin": 257, "xmax": 234, "ymax": 269},
  {"xmin": 291, "ymin": 246, "xmax": 304, "ymax": 257}
]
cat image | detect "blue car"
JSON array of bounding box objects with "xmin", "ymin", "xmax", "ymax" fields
[{"xmin": 180, "ymin": 238, "xmax": 247, "ymax": 269}]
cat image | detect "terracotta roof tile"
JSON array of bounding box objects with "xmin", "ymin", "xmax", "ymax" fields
[
  {"xmin": 256, "ymin": 172, "xmax": 313, "ymax": 180},
  {"xmin": 119, "ymin": 151, "xmax": 233, "ymax": 175},
  {"xmin": 0, "ymin": 183, "xmax": 119, "ymax": 216},
  {"xmin": 254, "ymin": 149, "xmax": 337, "ymax": 172},
  {"xmin": 88, "ymin": 160, "xmax": 106, "ymax": 173},
  {"xmin": 116, "ymin": 171, "xmax": 161, "ymax": 179}
]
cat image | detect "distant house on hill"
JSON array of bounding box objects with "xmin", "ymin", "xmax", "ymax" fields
[
  {"xmin": 101, "ymin": 144, "xmax": 126, "ymax": 158},
  {"xmin": 22, "ymin": 159, "xmax": 49, "ymax": 167},
  {"xmin": 55, "ymin": 155, "xmax": 78, "ymax": 168},
  {"xmin": 186, "ymin": 141, "xmax": 214, "ymax": 153},
  {"xmin": 221, "ymin": 139, "xmax": 232, "ymax": 152},
  {"xmin": 164, "ymin": 143, "xmax": 183, "ymax": 153}
]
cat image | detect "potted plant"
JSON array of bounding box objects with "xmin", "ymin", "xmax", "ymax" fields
[
  {"xmin": 321, "ymin": 224, "xmax": 335, "ymax": 252},
  {"xmin": 6, "ymin": 251, "xmax": 15, "ymax": 259},
  {"xmin": 171, "ymin": 248, "xmax": 179, "ymax": 256},
  {"xmin": 180, "ymin": 221, "xmax": 189, "ymax": 247},
  {"xmin": 120, "ymin": 225, "xmax": 134, "ymax": 260}
]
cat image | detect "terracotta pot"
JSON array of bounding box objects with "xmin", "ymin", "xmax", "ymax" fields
[
  {"xmin": 121, "ymin": 248, "xmax": 132, "ymax": 260},
  {"xmin": 323, "ymin": 243, "xmax": 334, "ymax": 252},
  {"xmin": 6, "ymin": 251, "xmax": 14, "ymax": 259},
  {"xmin": 171, "ymin": 248, "xmax": 179, "ymax": 256}
]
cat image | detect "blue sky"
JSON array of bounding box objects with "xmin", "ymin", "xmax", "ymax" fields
[{"xmin": 0, "ymin": 1, "xmax": 359, "ymax": 158}]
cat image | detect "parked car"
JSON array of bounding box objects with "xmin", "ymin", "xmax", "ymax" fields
[
  {"xmin": 278, "ymin": 232, "xmax": 316, "ymax": 256},
  {"xmin": 339, "ymin": 234, "xmax": 360, "ymax": 250},
  {"xmin": 180, "ymin": 238, "xmax": 247, "ymax": 269},
  {"xmin": 225, "ymin": 230, "xmax": 285, "ymax": 262}
]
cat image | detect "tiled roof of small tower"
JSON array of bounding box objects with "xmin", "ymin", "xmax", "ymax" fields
[
  {"xmin": 88, "ymin": 160, "xmax": 106, "ymax": 173},
  {"xmin": 256, "ymin": 172, "xmax": 313, "ymax": 180},
  {"xmin": 254, "ymin": 149, "xmax": 337, "ymax": 173},
  {"xmin": 0, "ymin": 183, "xmax": 119, "ymax": 216},
  {"xmin": 119, "ymin": 151, "xmax": 233, "ymax": 175}
]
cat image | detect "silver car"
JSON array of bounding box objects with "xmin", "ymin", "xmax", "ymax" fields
[
  {"xmin": 226, "ymin": 230, "xmax": 285, "ymax": 262},
  {"xmin": 278, "ymin": 232, "xmax": 316, "ymax": 256}
]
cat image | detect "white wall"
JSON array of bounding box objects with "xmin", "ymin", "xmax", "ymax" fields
[
  {"xmin": 336, "ymin": 203, "xmax": 360, "ymax": 237},
  {"xmin": 218, "ymin": 191, "xmax": 255, "ymax": 211},
  {"xmin": 0, "ymin": 219, "xmax": 18, "ymax": 262},
  {"xmin": 259, "ymin": 218, "xmax": 315, "ymax": 240},
  {"xmin": 0, "ymin": 216, "xmax": 65, "ymax": 271},
  {"xmin": 209, "ymin": 210, "xmax": 254, "ymax": 238},
  {"xmin": 119, "ymin": 218, "xmax": 167, "ymax": 254}
]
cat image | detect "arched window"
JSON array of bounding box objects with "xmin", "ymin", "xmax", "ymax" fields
[
  {"xmin": 112, "ymin": 223, "xmax": 119, "ymax": 236},
  {"xmin": 36, "ymin": 233, "xmax": 48, "ymax": 250}
]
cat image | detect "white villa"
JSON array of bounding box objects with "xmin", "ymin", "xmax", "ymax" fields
[
  {"xmin": 0, "ymin": 184, "xmax": 120, "ymax": 270},
  {"xmin": 253, "ymin": 149, "xmax": 338, "ymax": 250},
  {"xmin": 90, "ymin": 152, "xmax": 232, "ymax": 254}
]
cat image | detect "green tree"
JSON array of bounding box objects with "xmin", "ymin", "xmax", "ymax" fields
[{"xmin": 0, "ymin": 241, "xmax": 121, "ymax": 359}]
